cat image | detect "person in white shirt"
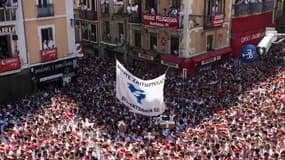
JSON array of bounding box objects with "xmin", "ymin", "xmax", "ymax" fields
[
  {"xmin": 43, "ymin": 40, "xmax": 48, "ymax": 50},
  {"xmin": 48, "ymin": 39, "xmax": 55, "ymax": 49}
]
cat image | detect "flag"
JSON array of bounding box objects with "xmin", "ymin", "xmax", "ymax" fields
[{"xmin": 116, "ymin": 59, "xmax": 166, "ymax": 116}]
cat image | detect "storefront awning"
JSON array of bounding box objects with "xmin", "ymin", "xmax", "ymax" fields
[
  {"xmin": 192, "ymin": 47, "xmax": 232, "ymax": 64},
  {"xmin": 160, "ymin": 54, "xmax": 184, "ymax": 69}
]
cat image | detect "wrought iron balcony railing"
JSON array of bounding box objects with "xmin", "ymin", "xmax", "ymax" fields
[
  {"xmin": 0, "ymin": 8, "xmax": 16, "ymax": 21},
  {"xmin": 37, "ymin": 4, "xmax": 54, "ymax": 17}
]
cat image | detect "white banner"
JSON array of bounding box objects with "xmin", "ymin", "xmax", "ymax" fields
[{"xmin": 116, "ymin": 59, "xmax": 166, "ymax": 116}]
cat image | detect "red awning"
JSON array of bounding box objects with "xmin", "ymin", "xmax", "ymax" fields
[
  {"xmin": 192, "ymin": 47, "xmax": 232, "ymax": 64},
  {"xmin": 160, "ymin": 54, "xmax": 184, "ymax": 69}
]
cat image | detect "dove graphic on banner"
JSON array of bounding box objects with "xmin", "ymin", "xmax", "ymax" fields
[{"xmin": 128, "ymin": 83, "xmax": 146, "ymax": 104}]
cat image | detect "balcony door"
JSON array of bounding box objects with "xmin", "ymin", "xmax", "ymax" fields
[
  {"xmin": 170, "ymin": 36, "xmax": 179, "ymax": 56},
  {"xmin": 38, "ymin": 0, "xmax": 50, "ymax": 8},
  {"xmin": 39, "ymin": 25, "xmax": 55, "ymax": 50},
  {"xmin": 0, "ymin": 35, "xmax": 12, "ymax": 58}
]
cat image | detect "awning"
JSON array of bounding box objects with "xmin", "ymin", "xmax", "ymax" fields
[
  {"xmin": 192, "ymin": 47, "xmax": 232, "ymax": 64},
  {"xmin": 160, "ymin": 54, "xmax": 184, "ymax": 69}
]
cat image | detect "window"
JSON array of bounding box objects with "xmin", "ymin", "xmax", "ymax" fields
[
  {"xmin": 170, "ymin": 36, "xmax": 179, "ymax": 56},
  {"xmin": 205, "ymin": 0, "xmax": 225, "ymax": 15},
  {"xmin": 101, "ymin": 0, "xmax": 109, "ymax": 14},
  {"xmin": 145, "ymin": 0, "xmax": 157, "ymax": 14},
  {"xmin": 37, "ymin": 0, "xmax": 54, "ymax": 17},
  {"xmin": 103, "ymin": 21, "xmax": 111, "ymax": 41},
  {"xmin": 150, "ymin": 33, "xmax": 157, "ymax": 50},
  {"xmin": 206, "ymin": 35, "xmax": 213, "ymax": 51},
  {"xmin": 81, "ymin": 22, "xmax": 88, "ymax": 40},
  {"xmin": 118, "ymin": 23, "xmax": 124, "ymax": 42},
  {"xmin": 205, "ymin": 0, "xmax": 225, "ymax": 27},
  {"xmin": 172, "ymin": 0, "xmax": 180, "ymax": 8},
  {"xmin": 0, "ymin": 35, "xmax": 12, "ymax": 58},
  {"xmin": 105, "ymin": 21, "xmax": 110, "ymax": 33},
  {"xmin": 37, "ymin": 0, "xmax": 53, "ymax": 8},
  {"xmin": 134, "ymin": 30, "xmax": 141, "ymax": 48},
  {"xmin": 40, "ymin": 26, "xmax": 55, "ymax": 50},
  {"xmin": 90, "ymin": 24, "xmax": 97, "ymax": 42}
]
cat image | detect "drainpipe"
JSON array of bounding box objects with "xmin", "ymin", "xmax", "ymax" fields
[{"xmin": 21, "ymin": 0, "xmax": 29, "ymax": 66}]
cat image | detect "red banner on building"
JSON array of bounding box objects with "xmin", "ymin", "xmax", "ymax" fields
[
  {"xmin": 0, "ymin": 56, "xmax": 21, "ymax": 73},
  {"xmin": 41, "ymin": 48, "xmax": 58, "ymax": 62},
  {"xmin": 210, "ymin": 14, "xmax": 224, "ymax": 27},
  {"xmin": 143, "ymin": 14, "xmax": 178, "ymax": 28}
]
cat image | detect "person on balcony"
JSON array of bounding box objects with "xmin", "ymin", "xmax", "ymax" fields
[
  {"xmin": 170, "ymin": 7, "xmax": 178, "ymax": 17},
  {"xmin": 131, "ymin": 3, "xmax": 138, "ymax": 15},
  {"xmin": 150, "ymin": 7, "xmax": 156, "ymax": 15},
  {"xmin": 178, "ymin": 9, "xmax": 184, "ymax": 28},
  {"xmin": 43, "ymin": 40, "xmax": 48, "ymax": 50},
  {"xmin": 127, "ymin": 3, "xmax": 132, "ymax": 16},
  {"xmin": 48, "ymin": 39, "xmax": 55, "ymax": 49}
]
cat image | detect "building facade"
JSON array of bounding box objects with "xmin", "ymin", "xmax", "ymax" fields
[
  {"xmin": 73, "ymin": 0, "xmax": 276, "ymax": 76},
  {"xmin": 275, "ymin": 0, "xmax": 285, "ymax": 32},
  {"xmin": 73, "ymin": 0, "xmax": 99, "ymax": 57},
  {"xmin": 231, "ymin": 0, "xmax": 275, "ymax": 58},
  {"xmin": 0, "ymin": 0, "xmax": 30, "ymax": 102},
  {"xmin": 126, "ymin": 0, "xmax": 232, "ymax": 75},
  {"xmin": 23, "ymin": 0, "xmax": 79, "ymax": 91},
  {"xmin": 0, "ymin": 0, "xmax": 80, "ymax": 103}
]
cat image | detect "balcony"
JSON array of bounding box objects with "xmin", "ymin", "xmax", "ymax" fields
[
  {"xmin": 41, "ymin": 48, "xmax": 57, "ymax": 62},
  {"xmin": 0, "ymin": 56, "xmax": 21, "ymax": 73},
  {"xmin": 80, "ymin": 10, "xmax": 97, "ymax": 20},
  {"xmin": 0, "ymin": 8, "xmax": 16, "ymax": 22},
  {"xmin": 37, "ymin": 4, "xmax": 54, "ymax": 17},
  {"xmin": 143, "ymin": 14, "xmax": 180, "ymax": 29},
  {"xmin": 262, "ymin": 0, "xmax": 274, "ymax": 12},
  {"xmin": 233, "ymin": 1, "xmax": 274, "ymax": 17},
  {"xmin": 204, "ymin": 14, "xmax": 225, "ymax": 28},
  {"xmin": 74, "ymin": 8, "xmax": 80, "ymax": 18},
  {"xmin": 129, "ymin": 15, "xmax": 141, "ymax": 23}
]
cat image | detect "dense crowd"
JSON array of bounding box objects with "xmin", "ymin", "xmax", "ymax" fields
[{"xmin": 0, "ymin": 45, "xmax": 284, "ymax": 159}]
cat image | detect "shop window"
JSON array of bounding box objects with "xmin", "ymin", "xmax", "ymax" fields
[
  {"xmin": 206, "ymin": 35, "xmax": 213, "ymax": 51},
  {"xmin": 170, "ymin": 36, "xmax": 179, "ymax": 56},
  {"xmin": 134, "ymin": 30, "xmax": 141, "ymax": 48},
  {"xmin": 0, "ymin": 35, "xmax": 12, "ymax": 58},
  {"xmin": 150, "ymin": 33, "xmax": 157, "ymax": 50},
  {"xmin": 39, "ymin": 26, "xmax": 55, "ymax": 50},
  {"xmin": 90, "ymin": 24, "xmax": 97, "ymax": 42}
]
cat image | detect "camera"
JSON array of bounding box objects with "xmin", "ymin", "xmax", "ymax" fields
[
  {"xmin": 257, "ymin": 35, "xmax": 273, "ymax": 55},
  {"xmin": 257, "ymin": 27, "xmax": 277, "ymax": 55}
]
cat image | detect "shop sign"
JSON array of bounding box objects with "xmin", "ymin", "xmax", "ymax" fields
[
  {"xmin": 161, "ymin": 60, "xmax": 179, "ymax": 68},
  {"xmin": 240, "ymin": 31, "xmax": 265, "ymax": 44},
  {"xmin": 143, "ymin": 14, "xmax": 178, "ymax": 28},
  {"xmin": 138, "ymin": 53, "xmax": 154, "ymax": 61},
  {"xmin": 201, "ymin": 57, "xmax": 217, "ymax": 65},
  {"xmin": 41, "ymin": 48, "xmax": 58, "ymax": 62},
  {"xmin": 210, "ymin": 14, "xmax": 224, "ymax": 27},
  {"xmin": 32, "ymin": 60, "xmax": 74, "ymax": 75},
  {"xmin": 0, "ymin": 56, "xmax": 21, "ymax": 73},
  {"xmin": 39, "ymin": 73, "xmax": 63, "ymax": 82},
  {"xmin": 0, "ymin": 26, "xmax": 16, "ymax": 34}
]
